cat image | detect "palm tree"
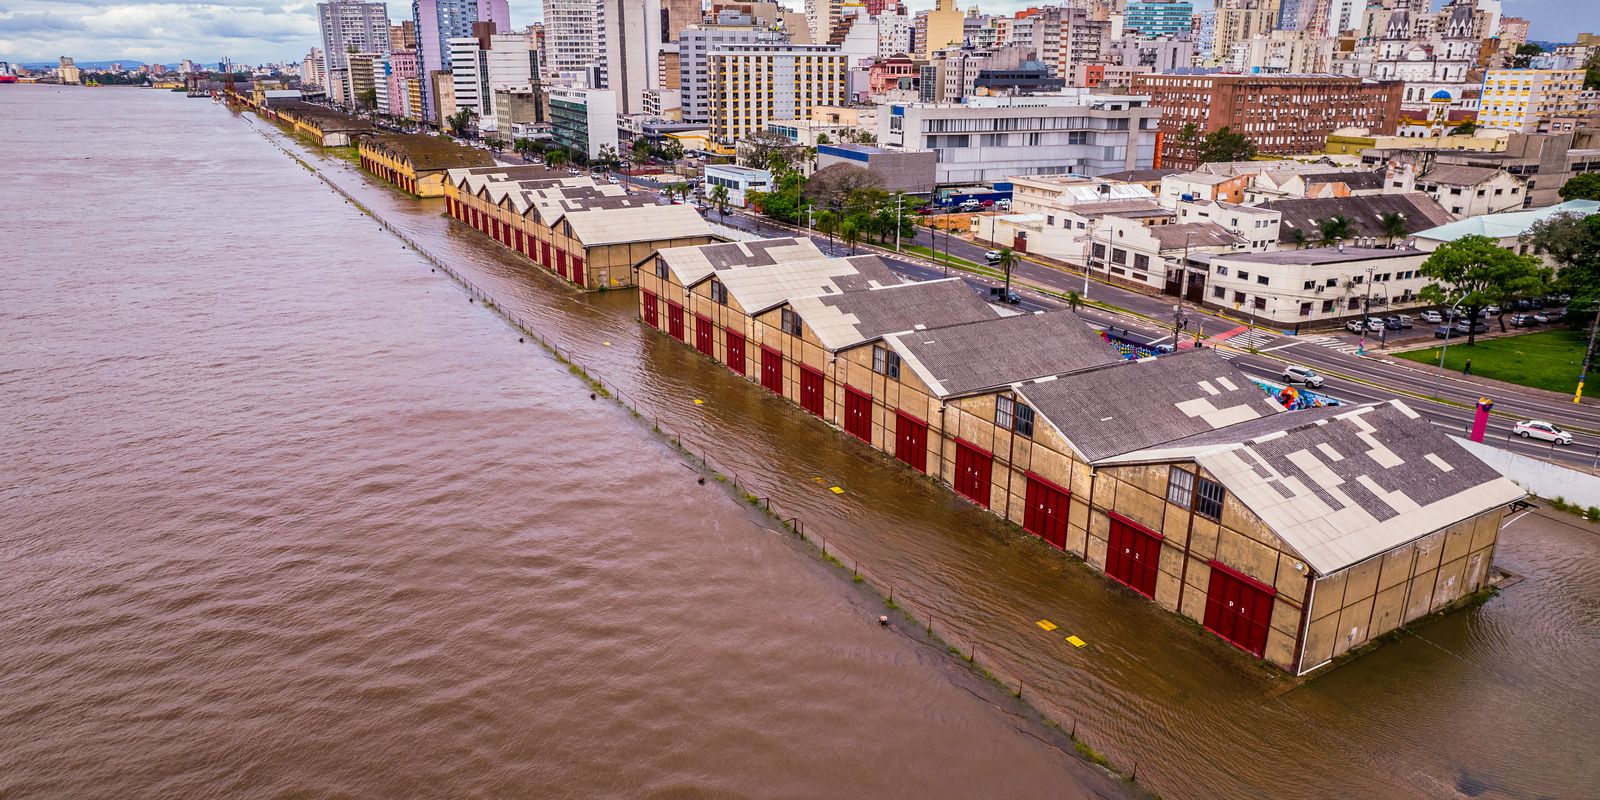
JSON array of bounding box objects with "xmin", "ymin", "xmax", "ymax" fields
[
  {"xmin": 1066, "ymin": 290, "xmax": 1082, "ymax": 312},
  {"xmin": 1318, "ymin": 214, "xmax": 1355, "ymax": 247},
  {"xmin": 815, "ymin": 209, "xmax": 840, "ymax": 251},
  {"xmin": 841, "ymin": 220, "xmax": 861, "ymax": 254},
  {"xmin": 800, "ymin": 145, "xmax": 817, "ymax": 173},
  {"xmin": 995, "ymin": 247, "xmax": 1017, "ymax": 300},
  {"xmin": 709, "ymin": 183, "xmax": 730, "ymax": 219},
  {"xmin": 1379, "ymin": 211, "xmax": 1407, "ymax": 247},
  {"xmin": 1289, "ymin": 228, "xmax": 1308, "ymax": 249}
]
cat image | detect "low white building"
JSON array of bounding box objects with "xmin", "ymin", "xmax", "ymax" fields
[
  {"xmin": 1414, "ymin": 165, "xmax": 1527, "ymax": 218},
  {"xmin": 1175, "ymin": 200, "xmax": 1282, "ymax": 251},
  {"xmin": 703, "ymin": 164, "xmax": 773, "ymax": 208},
  {"xmin": 1202, "ymin": 247, "xmax": 1431, "ymax": 328}
]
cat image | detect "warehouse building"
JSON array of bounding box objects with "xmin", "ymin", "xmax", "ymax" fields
[
  {"xmin": 358, "ymin": 133, "xmax": 495, "ymax": 196},
  {"xmin": 444, "ymin": 166, "xmax": 716, "ymax": 289},
  {"xmin": 634, "ymin": 239, "xmax": 1525, "ymax": 673}
]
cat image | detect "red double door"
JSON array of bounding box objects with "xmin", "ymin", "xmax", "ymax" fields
[
  {"xmin": 1106, "ymin": 514, "xmax": 1163, "ymax": 598},
  {"xmin": 799, "ymin": 366, "xmax": 825, "ymax": 417},
  {"xmin": 1023, "ymin": 475, "xmax": 1071, "ymax": 550},
  {"xmin": 843, "ymin": 387, "xmax": 871, "ymax": 442},
  {"xmin": 894, "ymin": 412, "xmax": 928, "ymax": 473},
  {"xmin": 759, "ymin": 346, "xmax": 783, "ymax": 393},
  {"xmin": 641, "ymin": 290, "xmax": 659, "ymax": 327},
  {"xmin": 725, "ymin": 329, "xmax": 746, "ymax": 375},
  {"xmin": 953, "ymin": 440, "xmax": 993, "ymax": 508},
  {"xmin": 666, "ymin": 302, "xmax": 685, "ymax": 340},
  {"xmin": 1203, "ymin": 562, "xmax": 1277, "ymax": 658},
  {"xmin": 695, "ymin": 315, "xmax": 715, "ymax": 356}
]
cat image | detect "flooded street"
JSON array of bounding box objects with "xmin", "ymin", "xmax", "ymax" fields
[{"xmin": 5, "ymin": 86, "xmax": 1599, "ymax": 800}]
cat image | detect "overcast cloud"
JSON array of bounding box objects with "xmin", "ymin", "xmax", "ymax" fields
[{"xmin": 0, "ymin": 0, "xmax": 1592, "ymax": 66}]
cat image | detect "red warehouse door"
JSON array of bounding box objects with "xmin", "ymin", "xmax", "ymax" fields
[
  {"xmin": 641, "ymin": 290, "xmax": 659, "ymax": 328},
  {"xmin": 1023, "ymin": 474, "xmax": 1071, "ymax": 550},
  {"xmin": 666, "ymin": 302, "xmax": 685, "ymax": 341},
  {"xmin": 799, "ymin": 366, "xmax": 825, "ymax": 417},
  {"xmin": 894, "ymin": 411, "xmax": 928, "ymax": 473},
  {"xmin": 954, "ymin": 440, "xmax": 993, "ymax": 508},
  {"xmin": 541, "ymin": 241, "xmax": 551, "ymax": 267},
  {"xmin": 695, "ymin": 314, "xmax": 715, "ymax": 356},
  {"xmin": 1106, "ymin": 514, "xmax": 1163, "ymax": 598},
  {"xmin": 760, "ymin": 347, "xmax": 783, "ymax": 393},
  {"xmin": 844, "ymin": 387, "xmax": 872, "ymax": 442},
  {"xmin": 515, "ymin": 230, "xmax": 525, "ymax": 255},
  {"xmin": 726, "ymin": 329, "xmax": 746, "ymax": 375},
  {"xmin": 1203, "ymin": 562, "xmax": 1277, "ymax": 658}
]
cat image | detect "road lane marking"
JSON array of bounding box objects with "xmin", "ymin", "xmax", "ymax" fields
[
  {"xmin": 1065, "ymin": 635, "xmax": 1087, "ymax": 648},
  {"xmin": 1036, "ymin": 619, "xmax": 1058, "ymax": 631},
  {"xmin": 1260, "ymin": 341, "xmax": 1303, "ymax": 352}
]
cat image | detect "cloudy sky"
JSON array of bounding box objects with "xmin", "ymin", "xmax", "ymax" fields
[{"xmin": 0, "ymin": 0, "xmax": 1592, "ymax": 66}]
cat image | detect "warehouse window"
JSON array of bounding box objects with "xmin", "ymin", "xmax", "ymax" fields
[
  {"xmin": 711, "ymin": 279, "xmax": 728, "ymax": 305},
  {"xmin": 655, "ymin": 257, "xmax": 669, "ymax": 280},
  {"xmin": 996, "ymin": 396, "xmax": 1035, "ymax": 437},
  {"xmin": 1195, "ymin": 475, "xmax": 1224, "ymax": 520},
  {"xmin": 1167, "ymin": 467, "xmax": 1194, "ymax": 508},
  {"xmin": 872, "ymin": 345, "xmax": 901, "ymax": 379},
  {"xmin": 781, "ymin": 308, "xmax": 802, "ymax": 335}
]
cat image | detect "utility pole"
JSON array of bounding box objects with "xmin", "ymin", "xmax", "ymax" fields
[
  {"xmin": 1356, "ymin": 255, "xmax": 1374, "ymax": 356},
  {"xmin": 1432, "ymin": 296, "xmax": 1466, "ymax": 400},
  {"xmin": 894, "ymin": 193, "xmax": 902, "ymax": 253},
  {"xmin": 1174, "ymin": 233, "xmax": 1192, "ymax": 344},
  {"xmin": 1576, "ymin": 301, "xmax": 1600, "ymax": 403}
]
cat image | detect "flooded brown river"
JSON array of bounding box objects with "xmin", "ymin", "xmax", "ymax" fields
[{"xmin": 4, "ymin": 87, "xmax": 1598, "ymax": 799}]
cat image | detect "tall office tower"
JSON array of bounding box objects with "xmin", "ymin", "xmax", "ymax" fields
[
  {"xmin": 543, "ymin": 0, "xmax": 602, "ymax": 76},
  {"xmin": 663, "ymin": 0, "xmax": 703, "ymax": 41},
  {"xmin": 302, "ymin": 48, "xmax": 325, "ymax": 88},
  {"xmin": 413, "ymin": 0, "xmax": 510, "ymax": 121},
  {"xmin": 450, "ymin": 25, "xmax": 539, "ymax": 126},
  {"xmin": 707, "ymin": 43, "xmax": 846, "ymax": 142},
  {"xmin": 318, "ymin": 1, "xmax": 392, "ymax": 89},
  {"xmin": 678, "ymin": 25, "xmax": 785, "ymax": 125},
  {"xmin": 598, "ymin": 0, "xmax": 663, "ymax": 114},
  {"xmin": 391, "ymin": 19, "xmax": 419, "ymax": 50}
]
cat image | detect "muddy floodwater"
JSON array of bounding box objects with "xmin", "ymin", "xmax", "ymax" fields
[{"xmin": 5, "ymin": 86, "xmax": 1599, "ymax": 800}]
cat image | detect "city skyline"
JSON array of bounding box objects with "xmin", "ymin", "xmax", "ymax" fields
[{"xmin": 0, "ymin": 0, "xmax": 1595, "ymax": 65}]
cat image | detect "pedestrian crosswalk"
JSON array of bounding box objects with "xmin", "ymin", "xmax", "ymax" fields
[
  {"xmin": 1224, "ymin": 330, "xmax": 1278, "ymax": 350},
  {"xmin": 1299, "ymin": 335, "xmax": 1365, "ymax": 355}
]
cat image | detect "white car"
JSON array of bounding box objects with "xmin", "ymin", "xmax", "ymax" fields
[
  {"xmin": 984, "ymin": 250, "xmax": 1004, "ymax": 262},
  {"xmin": 1281, "ymin": 366, "xmax": 1325, "ymax": 388},
  {"xmin": 1419, "ymin": 310, "xmax": 1444, "ymax": 324},
  {"xmin": 1514, "ymin": 420, "xmax": 1573, "ymax": 445}
]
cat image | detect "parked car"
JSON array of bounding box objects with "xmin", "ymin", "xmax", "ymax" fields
[
  {"xmin": 996, "ymin": 199, "xmax": 1012, "ymax": 211},
  {"xmin": 1454, "ymin": 319, "xmax": 1489, "ymax": 334},
  {"xmin": 1510, "ymin": 313, "xmax": 1540, "ymax": 328},
  {"xmin": 1553, "ymin": 293, "xmax": 1572, "ymax": 304},
  {"xmin": 1281, "ymin": 366, "xmax": 1325, "ymax": 388},
  {"xmin": 1420, "ymin": 310, "xmax": 1444, "ymax": 324},
  {"xmin": 1363, "ymin": 317, "xmax": 1384, "ymax": 332},
  {"xmin": 1483, "ymin": 305, "xmax": 1500, "ymax": 316},
  {"xmin": 1535, "ymin": 310, "xmax": 1564, "ymax": 323},
  {"xmin": 988, "ymin": 286, "xmax": 1021, "ymax": 304},
  {"xmin": 959, "ymin": 199, "xmax": 981, "ymax": 211},
  {"xmin": 1393, "ymin": 314, "xmax": 1413, "ymax": 328},
  {"xmin": 1433, "ymin": 325, "xmax": 1453, "ymax": 339},
  {"xmin": 984, "ymin": 250, "xmax": 1004, "ymax": 263},
  {"xmin": 1345, "ymin": 319, "xmax": 1366, "ymax": 333},
  {"xmin": 1514, "ymin": 420, "xmax": 1573, "ymax": 445},
  {"xmin": 1383, "ymin": 316, "xmax": 1404, "ymax": 330}
]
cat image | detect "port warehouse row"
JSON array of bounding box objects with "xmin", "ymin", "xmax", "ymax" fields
[
  {"xmin": 289, "ymin": 103, "xmax": 1525, "ymax": 673},
  {"xmin": 634, "ymin": 237, "xmax": 1523, "ymax": 674}
]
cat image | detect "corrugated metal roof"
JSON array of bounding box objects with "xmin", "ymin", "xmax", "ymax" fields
[
  {"xmin": 562, "ymin": 203, "xmax": 713, "ymax": 246},
  {"xmin": 788, "ymin": 278, "xmax": 999, "ymax": 352},
  {"xmin": 886, "ymin": 311, "xmax": 1123, "ymax": 398},
  {"xmin": 712, "ymin": 255, "xmax": 902, "ymax": 315},
  {"xmin": 652, "ymin": 237, "xmax": 826, "ymax": 287},
  {"xmin": 1413, "ymin": 200, "xmax": 1600, "ymax": 242}
]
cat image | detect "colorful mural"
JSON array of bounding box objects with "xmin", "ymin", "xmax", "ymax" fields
[{"xmin": 1254, "ymin": 380, "xmax": 1342, "ymax": 410}]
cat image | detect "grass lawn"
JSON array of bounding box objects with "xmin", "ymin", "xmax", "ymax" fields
[
  {"xmin": 1394, "ymin": 328, "xmax": 1590, "ymax": 394},
  {"xmin": 902, "ymin": 244, "xmax": 993, "ymax": 274}
]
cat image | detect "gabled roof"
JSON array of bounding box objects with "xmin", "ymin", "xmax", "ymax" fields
[
  {"xmin": 648, "ymin": 237, "xmax": 827, "ymax": 287},
  {"xmin": 1015, "ymin": 349, "xmax": 1283, "ymax": 463},
  {"xmin": 708, "ymin": 255, "xmax": 903, "ymax": 315},
  {"xmin": 1150, "ymin": 221, "xmax": 1244, "ymax": 250},
  {"xmin": 1418, "ymin": 164, "xmax": 1510, "ymax": 187},
  {"xmin": 788, "ymin": 278, "xmax": 1000, "ymax": 352},
  {"xmin": 1098, "ymin": 399, "xmax": 1524, "ymax": 575},
  {"xmin": 364, "ymin": 134, "xmax": 497, "ymax": 171},
  {"xmin": 1412, "ymin": 200, "xmax": 1600, "ymax": 242},
  {"xmin": 885, "ymin": 311, "xmax": 1123, "ymax": 398},
  {"xmin": 559, "ymin": 203, "xmax": 713, "ymax": 246},
  {"xmin": 1259, "ymin": 193, "xmax": 1455, "ymax": 244}
]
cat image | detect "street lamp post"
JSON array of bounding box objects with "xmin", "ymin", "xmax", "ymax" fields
[
  {"xmin": 1431, "ymin": 295, "xmax": 1468, "ymax": 400},
  {"xmin": 1356, "ymin": 256, "xmax": 1376, "ymax": 356},
  {"xmin": 1173, "ymin": 232, "xmax": 1193, "ymax": 344}
]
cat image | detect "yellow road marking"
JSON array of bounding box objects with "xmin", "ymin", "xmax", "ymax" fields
[
  {"xmin": 829, "ymin": 486, "xmax": 844, "ymax": 494},
  {"xmin": 1036, "ymin": 619, "xmax": 1058, "ymax": 631},
  {"xmin": 693, "ymin": 399, "xmax": 704, "ymax": 405},
  {"xmin": 1065, "ymin": 635, "xmax": 1086, "ymax": 648}
]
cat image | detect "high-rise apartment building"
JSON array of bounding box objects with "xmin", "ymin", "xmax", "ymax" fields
[
  {"xmin": 1125, "ymin": 1, "xmax": 1194, "ymax": 38},
  {"xmin": 1132, "ymin": 73, "xmax": 1403, "ymax": 168},
  {"xmin": 413, "ymin": 0, "xmax": 510, "ymax": 121},
  {"xmin": 391, "ymin": 20, "xmax": 419, "ymax": 50},
  {"xmin": 707, "ymin": 43, "xmax": 847, "ymax": 142},
  {"xmin": 302, "ymin": 48, "xmax": 325, "ymax": 88},
  {"xmin": 1213, "ymin": 0, "xmax": 1280, "ymax": 67},
  {"xmin": 543, "ymin": 0, "xmax": 601, "ymax": 76},
  {"xmin": 806, "ymin": 0, "xmax": 842, "ymax": 47},
  {"xmin": 678, "ymin": 25, "xmax": 786, "ymax": 125},
  {"xmin": 598, "ymin": 0, "xmax": 663, "ymax": 114},
  {"xmin": 1478, "ymin": 69, "xmax": 1587, "ymax": 133},
  {"xmin": 450, "ymin": 26, "xmax": 540, "ymax": 128},
  {"xmin": 318, "ymin": 1, "xmax": 392, "ymax": 89},
  {"xmin": 663, "ymin": 0, "xmax": 704, "ymax": 40},
  {"xmin": 914, "ymin": 0, "xmax": 964, "ymax": 58}
]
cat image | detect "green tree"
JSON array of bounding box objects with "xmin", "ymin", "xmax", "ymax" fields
[
  {"xmin": 483, "ymin": 137, "xmax": 506, "ymax": 152},
  {"xmin": 1317, "ymin": 215, "xmax": 1355, "ymax": 246},
  {"xmin": 356, "ymin": 87, "xmax": 378, "ymax": 109},
  {"xmin": 747, "ymin": 170, "xmax": 806, "ymax": 224},
  {"xmin": 814, "ymin": 209, "xmax": 840, "ymax": 250},
  {"xmin": 659, "ymin": 139, "xmax": 685, "ymax": 162},
  {"xmin": 1418, "ymin": 234, "xmax": 1548, "ymax": 345},
  {"xmin": 594, "ymin": 143, "xmax": 621, "ymax": 171},
  {"xmin": 815, "ymin": 132, "xmax": 831, "ymax": 145},
  {"xmin": 1066, "ymin": 290, "xmax": 1082, "ymax": 312},
  {"xmin": 545, "ymin": 148, "xmax": 568, "ymax": 169},
  {"xmin": 709, "ymin": 183, "xmax": 730, "ymax": 219},
  {"xmin": 740, "ymin": 129, "xmax": 796, "ymax": 170},
  {"xmin": 995, "ymin": 247, "xmax": 1017, "ymax": 299},
  {"xmin": 1379, "ymin": 211, "xmax": 1408, "ymax": 247},
  {"xmin": 1558, "ymin": 173, "xmax": 1600, "ymax": 202},
  {"xmin": 445, "ymin": 108, "xmax": 478, "ymax": 138},
  {"xmin": 841, "ymin": 219, "xmax": 862, "ymax": 254},
  {"xmin": 1289, "ymin": 227, "xmax": 1308, "ymax": 249},
  {"xmin": 1447, "ymin": 120, "xmax": 1477, "ymax": 136},
  {"xmin": 1197, "ymin": 126, "xmax": 1255, "ymax": 163},
  {"xmin": 1511, "ymin": 42, "xmax": 1543, "ymax": 69},
  {"xmin": 1523, "ymin": 212, "xmax": 1600, "ymax": 305},
  {"xmin": 630, "ymin": 138, "xmax": 651, "ymax": 173},
  {"xmin": 1586, "ymin": 50, "xmax": 1600, "ymax": 90}
]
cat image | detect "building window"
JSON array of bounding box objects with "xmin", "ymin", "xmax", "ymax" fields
[
  {"xmin": 655, "ymin": 257, "xmax": 669, "ymax": 280},
  {"xmin": 997, "ymin": 396, "xmax": 1035, "ymax": 437},
  {"xmin": 872, "ymin": 344, "xmax": 901, "ymax": 379},
  {"xmin": 1325, "ymin": 278, "xmax": 1337, "ymax": 287},
  {"xmin": 781, "ymin": 308, "xmax": 802, "ymax": 335},
  {"xmin": 711, "ymin": 279, "xmax": 728, "ymax": 305},
  {"xmin": 1234, "ymin": 291, "xmax": 1245, "ymax": 303},
  {"xmin": 1254, "ymin": 297, "xmax": 1266, "ymax": 310},
  {"xmin": 1134, "ymin": 254, "xmax": 1150, "ymax": 269},
  {"xmin": 1217, "ymin": 266, "xmax": 1228, "ymax": 276},
  {"xmin": 1256, "ymin": 275, "xmax": 1268, "ymax": 285},
  {"xmin": 1237, "ymin": 271, "xmax": 1249, "ymax": 280},
  {"xmin": 1112, "ymin": 248, "xmax": 1127, "ymax": 265},
  {"xmin": 1213, "ymin": 286, "xmax": 1225, "ymax": 299},
  {"xmin": 1300, "ymin": 301, "xmax": 1313, "ymax": 316},
  {"xmin": 1167, "ymin": 467, "xmax": 1194, "ymax": 508},
  {"xmin": 1195, "ymin": 475, "xmax": 1224, "ymax": 520},
  {"xmin": 1303, "ymin": 280, "xmax": 1315, "ymax": 290},
  {"xmin": 1322, "ymin": 299, "xmax": 1335, "ymax": 312}
]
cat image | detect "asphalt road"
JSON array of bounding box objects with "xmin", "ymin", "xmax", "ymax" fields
[{"xmin": 606, "ymin": 172, "xmax": 1600, "ymax": 470}]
